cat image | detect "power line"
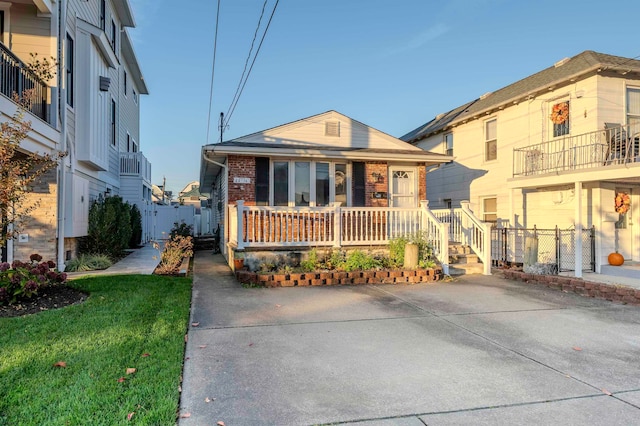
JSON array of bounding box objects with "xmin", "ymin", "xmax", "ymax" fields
[
  {"xmin": 205, "ymin": 0, "xmax": 221, "ymax": 145},
  {"xmin": 224, "ymin": 0, "xmax": 269, "ymax": 122},
  {"xmin": 223, "ymin": 0, "xmax": 279, "ymax": 129}
]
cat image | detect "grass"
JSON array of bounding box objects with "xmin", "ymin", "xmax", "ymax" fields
[{"xmin": 0, "ymin": 275, "xmax": 192, "ymax": 425}]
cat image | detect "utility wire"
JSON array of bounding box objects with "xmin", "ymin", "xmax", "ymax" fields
[
  {"xmin": 224, "ymin": 0, "xmax": 279, "ymax": 129},
  {"xmin": 224, "ymin": 0, "xmax": 269, "ymax": 122},
  {"xmin": 205, "ymin": 0, "xmax": 221, "ymax": 145}
]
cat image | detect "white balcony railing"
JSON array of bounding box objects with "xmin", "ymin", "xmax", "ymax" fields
[{"xmin": 120, "ymin": 152, "xmax": 151, "ymax": 182}]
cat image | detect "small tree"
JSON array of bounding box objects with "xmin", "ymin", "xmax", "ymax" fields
[
  {"xmin": 129, "ymin": 204, "xmax": 142, "ymax": 248},
  {"xmin": 0, "ymin": 97, "xmax": 64, "ymax": 251},
  {"xmin": 82, "ymin": 196, "xmax": 132, "ymax": 259}
]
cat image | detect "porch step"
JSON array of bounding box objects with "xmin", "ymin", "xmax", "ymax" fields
[
  {"xmin": 449, "ymin": 263, "xmax": 486, "ymax": 276},
  {"xmin": 600, "ymin": 263, "xmax": 640, "ymax": 280},
  {"xmin": 447, "ymin": 244, "xmax": 483, "ymax": 275}
]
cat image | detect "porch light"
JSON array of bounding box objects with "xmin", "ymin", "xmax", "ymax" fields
[{"xmin": 371, "ymin": 172, "xmax": 384, "ymax": 182}]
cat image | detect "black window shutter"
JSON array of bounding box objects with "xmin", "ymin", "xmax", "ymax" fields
[
  {"xmin": 255, "ymin": 157, "xmax": 270, "ymax": 205},
  {"xmin": 352, "ymin": 162, "xmax": 366, "ymax": 207}
]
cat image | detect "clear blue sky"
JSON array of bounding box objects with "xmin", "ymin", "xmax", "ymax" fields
[{"xmin": 128, "ymin": 0, "xmax": 640, "ymax": 195}]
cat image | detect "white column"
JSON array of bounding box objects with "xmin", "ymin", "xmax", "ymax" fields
[
  {"xmin": 574, "ymin": 181, "xmax": 583, "ymax": 278},
  {"xmin": 236, "ymin": 200, "xmax": 245, "ymax": 250}
]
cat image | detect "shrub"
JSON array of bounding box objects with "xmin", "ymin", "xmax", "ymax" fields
[
  {"xmin": 82, "ymin": 196, "xmax": 132, "ymax": 259},
  {"xmin": 64, "ymin": 254, "xmax": 112, "ymax": 272},
  {"xmin": 170, "ymin": 222, "xmax": 193, "ymax": 239},
  {"xmin": 154, "ymin": 235, "xmax": 194, "ymax": 275},
  {"xmin": 0, "ymin": 255, "xmax": 67, "ymax": 305},
  {"xmin": 343, "ymin": 250, "xmax": 383, "ymax": 272},
  {"xmin": 388, "ymin": 232, "xmax": 435, "ymax": 268},
  {"xmin": 300, "ymin": 248, "xmax": 320, "ymax": 272},
  {"xmin": 129, "ymin": 204, "xmax": 143, "ymax": 248}
]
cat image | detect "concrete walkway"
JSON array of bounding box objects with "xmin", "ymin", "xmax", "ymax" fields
[
  {"xmin": 179, "ymin": 252, "xmax": 640, "ymax": 425},
  {"xmin": 66, "ymin": 244, "xmax": 160, "ymax": 278}
]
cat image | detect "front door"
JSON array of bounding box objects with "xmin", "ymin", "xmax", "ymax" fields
[
  {"xmin": 615, "ymin": 188, "xmax": 633, "ymax": 259},
  {"xmin": 389, "ymin": 167, "xmax": 416, "ymax": 208}
]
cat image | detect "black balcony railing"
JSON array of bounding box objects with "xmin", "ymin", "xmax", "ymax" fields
[
  {"xmin": 0, "ymin": 42, "xmax": 49, "ymax": 123},
  {"xmin": 513, "ymin": 124, "xmax": 640, "ymax": 177}
]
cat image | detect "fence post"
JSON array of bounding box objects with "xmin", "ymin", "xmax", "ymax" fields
[
  {"xmin": 555, "ymin": 225, "xmax": 560, "ymax": 273},
  {"xmin": 590, "ymin": 226, "xmax": 596, "ymax": 272},
  {"xmin": 502, "ymin": 228, "xmax": 508, "ymax": 265},
  {"xmin": 236, "ymin": 200, "xmax": 245, "ymax": 250}
]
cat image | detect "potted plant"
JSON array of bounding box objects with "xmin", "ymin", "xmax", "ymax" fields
[{"xmin": 233, "ymin": 251, "xmax": 245, "ymax": 270}]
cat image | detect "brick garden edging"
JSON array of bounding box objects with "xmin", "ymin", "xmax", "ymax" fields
[
  {"xmin": 501, "ymin": 269, "xmax": 640, "ymax": 305},
  {"xmin": 235, "ymin": 268, "xmax": 443, "ymax": 287}
]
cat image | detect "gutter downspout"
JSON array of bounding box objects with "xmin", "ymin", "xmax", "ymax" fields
[
  {"xmin": 202, "ymin": 149, "xmax": 228, "ymax": 256},
  {"xmin": 56, "ymin": 0, "xmax": 68, "ymax": 271}
]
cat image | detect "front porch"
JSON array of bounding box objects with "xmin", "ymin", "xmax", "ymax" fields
[{"xmin": 227, "ymin": 201, "xmax": 493, "ymax": 275}]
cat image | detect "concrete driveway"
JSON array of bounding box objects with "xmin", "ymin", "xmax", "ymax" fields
[{"xmin": 179, "ymin": 253, "xmax": 640, "ymax": 425}]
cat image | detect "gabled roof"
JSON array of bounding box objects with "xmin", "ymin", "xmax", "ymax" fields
[{"xmin": 402, "ymin": 50, "xmax": 640, "ymax": 143}]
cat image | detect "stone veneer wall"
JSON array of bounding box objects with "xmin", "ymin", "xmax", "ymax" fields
[{"xmin": 14, "ymin": 168, "xmax": 58, "ymax": 262}]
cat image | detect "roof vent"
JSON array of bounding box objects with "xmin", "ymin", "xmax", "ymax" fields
[
  {"xmin": 554, "ymin": 57, "xmax": 570, "ymax": 68},
  {"xmin": 480, "ymin": 92, "xmax": 492, "ymax": 100},
  {"xmin": 325, "ymin": 121, "xmax": 340, "ymax": 137}
]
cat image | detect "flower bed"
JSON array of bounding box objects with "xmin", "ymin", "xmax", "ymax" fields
[{"xmin": 236, "ymin": 267, "xmax": 443, "ymax": 287}]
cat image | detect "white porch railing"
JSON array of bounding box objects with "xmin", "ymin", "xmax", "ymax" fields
[
  {"xmin": 228, "ymin": 200, "xmax": 450, "ymax": 274},
  {"xmin": 432, "ymin": 201, "xmax": 491, "ymax": 275},
  {"xmin": 120, "ymin": 152, "xmax": 152, "ymax": 183}
]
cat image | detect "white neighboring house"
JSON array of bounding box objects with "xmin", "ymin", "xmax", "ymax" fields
[
  {"xmin": 0, "ymin": 0, "xmax": 150, "ymax": 268},
  {"xmin": 402, "ymin": 50, "xmax": 640, "ymax": 276}
]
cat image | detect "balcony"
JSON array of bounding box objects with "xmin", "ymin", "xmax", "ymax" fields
[
  {"xmin": 513, "ymin": 124, "xmax": 640, "ymax": 177},
  {"xmin": 0, "ymin": 42, "xmax": 50, "ymax": 124},
  {"xmin": 120, "ymin": 152, "xmax": 151, "ymax": 183}
]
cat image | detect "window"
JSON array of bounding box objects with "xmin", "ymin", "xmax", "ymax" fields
[
  {"xmin": 100, "ymin": 0, "xmax": 106, "ymax": 30},
  {"xmin": 123, "ymin": 70, "xmax": 128, "ymax": 96},
  {"xmin": 66, "ymin": 34, "xmax": 74, "ymax": 107},
  {"xmin": 110, "ymin": 19, "xmax": 117, "ymax": 52},
  {"xmin": 552, "ymin": 101, "xmax": 570, "ymax": 137},
  {"xmin": 352, "ymin": 162, "xmax": 366, "ymax": 207},
  {"xmin": 444, "ymin": 198, "xmax": 452, "ymax": 209},
  {"xmin": 444, "ymin": 132, "xmax": 453, "ymax": 156},
  {"xmin": 294, "ymin": 162, "xmax": 310, "ymax": 206},
  {"xmin": 482, "ymin": 197, "xmax": 497, "ymax": 223},
  {"xmin": 110, "ymin": 99, "xmax": 116, "ymax": 146},
  {"xmin": 335, "ymin": 163, "xmax": 347, "ymax": 206},
  {"xmin": 133, "ymin": 89, "xmax": 138, "ymax": 103},
  {"xmin": 255, "ymin": 157, "xmax": 269, "ymax": 206},
  {"xmin": 315, "ymin": 162, "xmax": 330, "ymax": 206},
  {"xmin": 273, "ymin": 161, "xmax": 289, "ymax": 206},
  {"xmin": 132, "ymin": 140, "xmax": 137, "ymax": 152},
  {"xmin": 126, "ymin": 133, "xmax": 131, "ymax": 151},
  {"xmin": 485, "ymin": 118, "xmax": 497, "ymax": 161},
  {"xmin": 627, "ymin": 87, "xmax": 640, "ymax": 132}
]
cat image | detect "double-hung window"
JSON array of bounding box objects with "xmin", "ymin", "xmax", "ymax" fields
[
  {"xmin": 482, "ymin": 197, "xmax": 497, "ymax": 223},
  {"xmin": 110, "ymin": 99, "xmax": 117, "ymax": 147},
  {"xmin": 485, "ymin": 118, "xmax": 497, "ymax": 161},
  {"xmin": 66, "ymin": 34, "xmax": 74, "ymax": 107},
  {"xmin": 444, "ymin": 132, "xmax": 453, "ymax": 156},
  {"xmin": 627, "ymin": 87, "xmax": 640, "ymax": 132}
]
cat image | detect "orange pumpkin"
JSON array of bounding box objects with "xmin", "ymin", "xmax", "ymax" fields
[{"xmin": 608, "ymin": 252, "xmax": 624, "ymax": 266}]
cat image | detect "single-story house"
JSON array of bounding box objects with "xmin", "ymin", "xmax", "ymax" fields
[{"xmin": 199, "ymin": 110, "xmax": 457, "ymax": 270}]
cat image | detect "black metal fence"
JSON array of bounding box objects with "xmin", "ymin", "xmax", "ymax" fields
[
  {"xmin": 0, "ymin": 42, "xmax": 49, "ymax": 123},
  {"xmin": 491, "ymin": 226, "xmax": 595, "ymax": 273}
]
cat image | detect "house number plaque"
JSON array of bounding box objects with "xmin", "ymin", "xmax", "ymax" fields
[{"xmin": 233, "ymin": 177, "xmax": 251, "ymax": 184}]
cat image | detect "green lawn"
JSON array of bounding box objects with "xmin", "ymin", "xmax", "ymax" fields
[{"xmin": 0, "ymin": 275, "xmax": 192, "ymax": 425}]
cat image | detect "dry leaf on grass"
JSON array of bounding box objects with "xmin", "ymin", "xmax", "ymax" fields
[
  {"xmin": 184, "ymin": 334, "xmax": 188, "ymax": 342},
  {"xmin": 127, "ymin": 412, "xmax": 135, "ymax": 421},
  {"xmin": 53, "ymin": 361, "xmax": 67, "ymax": 368},
  {"xmin": 117, "ymin": 377, "xmax": 126, "ymax": 383},
  {"xmin": 126, "ymin": 368, "xmax": 136, "ymax": 375},
  {"xmin": 141, "ymin": 353, "xmax": 150, "ymax": 357}
]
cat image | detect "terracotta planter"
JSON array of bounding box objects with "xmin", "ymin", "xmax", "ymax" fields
[
  {"xmin": 607, "ymin": 252, "xmax": 624, "ymax": 266},
  {"xmin": 234, "ymin": 258, "xmax": 244, "ymax": 270}
]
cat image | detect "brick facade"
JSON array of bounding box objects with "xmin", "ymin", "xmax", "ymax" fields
[
  {"xmin": 227, "ymin": 155, "xmax": 256, "ymax": 206},
  {"xmin": 365, "ymin": 162, "xmax": 388, "ymax": 207},
  {"xmin": 418, "ymin": 163, "xmax": 427, "ymax": 201},
  {"xmin": 14, "ymin": 168, "xmax": 58, "ymax": 262}
]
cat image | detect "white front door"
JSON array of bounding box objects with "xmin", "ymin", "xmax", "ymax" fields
[
  {"xmin": 615, "ymin": 188, "xmax": 633, "ymax": 259},
  {"xmin": 389, "ymin": 167, "xmax": 417, "ymax": 208}
]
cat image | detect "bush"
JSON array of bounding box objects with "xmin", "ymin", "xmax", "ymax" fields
[
  {"xmin": 129, "ymin": 204, "xmax": 143, "ymax": 248},
  {"xmin": 343, "ymin": 250, "xmax": 383, "ymax": 272},
  {"xmin": 0, "ymin": 254, "xmax": 67, "ymax": 305},
  {"xmin": 154, "ymin": 235, "xmax": 194, "ymax": 275},
  {"xmin": 300, "ymin": 248, "xmax": 320, "ymax": 272},
  {"xmin": 170, "ymin": 222, "xmax": 193, "ymax": 239},
  {"xmin": 388, "ymin": 232, "xmax": 435, "ymax": 268},
  {"xmin": 64, "ymin": 254, "xmax": 112, "ymax": 272},
  {"xmin": 82, "ymin": 196, "xmax": 132, "ymax": 259}
]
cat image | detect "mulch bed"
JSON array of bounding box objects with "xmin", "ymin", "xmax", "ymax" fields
[{"xmin": 0, "ymin": 286, "xmax": 88, "ymax": 318}]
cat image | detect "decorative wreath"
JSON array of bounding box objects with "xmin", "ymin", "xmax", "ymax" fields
[
  {"xmin": 550, "ymin": 102, "xmax": 569, "ymax": 125},
  {"xmin": 615, "ymin": 192, "xmax": 631, "ymax": 215}
]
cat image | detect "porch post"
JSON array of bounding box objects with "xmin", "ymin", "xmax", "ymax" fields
[
  {"xmin": 574, "ymin": 182, "xmax": 583, "ymax": 278},
  {"xmin": 236, "ymin": 200, "xmax": 245, "ymax": 250},
  {"xmin": 332, "ymin": 202, "xmax": 342, "ymax": 248}
]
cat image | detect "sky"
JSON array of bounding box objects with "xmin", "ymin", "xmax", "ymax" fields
[{"xmin": 127, "ymin": 0, "xmax": 640, "ymax": 195}]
